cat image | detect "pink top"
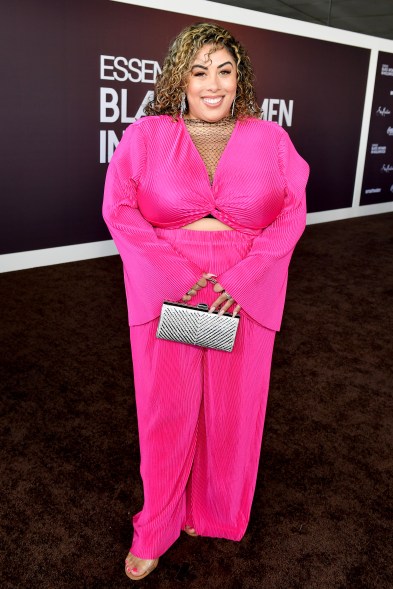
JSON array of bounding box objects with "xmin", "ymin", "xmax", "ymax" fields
[{"xmin": 103, "ymin": 115, "xmax": 309, "ymax": 330}]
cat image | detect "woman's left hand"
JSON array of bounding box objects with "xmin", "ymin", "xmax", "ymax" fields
[{"xmin": 210, "ymin": 282, "xmax": 241, "ymax": 317}]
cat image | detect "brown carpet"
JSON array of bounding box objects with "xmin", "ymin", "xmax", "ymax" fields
[{"xmin": 1, "ymin": 213, "xmax": 392, "ymax": 588}]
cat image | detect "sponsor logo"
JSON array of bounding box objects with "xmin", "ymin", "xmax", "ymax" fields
[
  {"xmin": 371, "ymin": 144, "xmax": 387, "ymax": 154},
  {"xmin": 376, "ymin": 106, "xmax": 391, "ymax": 117},
  {"xmin": 387, "ymin": 127, "xmax": 393, "ymax": 136},
  {"xmin": 381, "ymin": 164, "xmax": 393, "ymax": 173},
  {"xmin": 365, "ymin": 188, "xmax": 382, "ymax": 194},
  {"xmin": 100, "ymin": 55, "xmax": 161, "ymax": 83},
  {"xmin": 381, "ymin": 64, "xmax": 393, "ymax": 77}
]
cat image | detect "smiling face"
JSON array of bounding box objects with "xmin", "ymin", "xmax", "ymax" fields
[{"xmin": 185, "ymin": 44, "xmax": 237, "ymax": 122}]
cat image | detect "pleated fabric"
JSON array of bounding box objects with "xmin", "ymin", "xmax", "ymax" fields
[
  {"xmin": 102, "ymin": 115, "xmax": 309, "ymax": 331},
  {"xmin": 129, "ymin": 228, "xmax": 276, "ymax": 559}
]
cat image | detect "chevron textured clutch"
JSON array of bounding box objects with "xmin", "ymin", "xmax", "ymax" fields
[{"xmin": 156, "ymin": 301, "xmax": 240, "ymax": 352}]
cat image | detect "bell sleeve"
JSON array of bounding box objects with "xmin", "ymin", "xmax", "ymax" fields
[
  {"xmin": 103, "ymin": 122, "xmax": 204, "ymax": 326},
  {"xmin": 216, "ymin": 129, "xmax": 310, "ymax": 331}
]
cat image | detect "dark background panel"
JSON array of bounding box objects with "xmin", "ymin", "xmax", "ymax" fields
[
  {"xmin": 361, "ymin": 51, "xmax": 393, "ymax": 206},
  {"xmin": 0, "ymin": 0, "xmax": 68, "ymax": 251},
  {"xmin": 0, "ymin": 0, "xmax": 370, "ymax": 254}
]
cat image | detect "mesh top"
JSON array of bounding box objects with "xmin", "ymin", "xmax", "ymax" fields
[{"xmin": 183, "ymin": 117, "xmax": 236, "ymax": 184}]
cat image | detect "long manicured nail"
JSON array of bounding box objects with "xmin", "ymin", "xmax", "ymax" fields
[{"xmin": 209, "ymin": 306, "xmax": 216, "ymax": 313}]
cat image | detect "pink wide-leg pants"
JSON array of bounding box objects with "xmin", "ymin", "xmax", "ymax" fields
[{"xmin": 129, "ymin": 228, "xmax": 276, "ymax": 559}]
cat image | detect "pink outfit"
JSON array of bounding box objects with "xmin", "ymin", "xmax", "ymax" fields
[
  {"xmin": 103, "ymin": 115, "xmax": 309, "ymax": 331},
  {"xmin": 102, "ymin": 115, "xmax": 309, "ymax": 558}
]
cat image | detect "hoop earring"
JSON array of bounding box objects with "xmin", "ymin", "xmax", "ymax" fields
[
  {"xmin": 180, "ymin": 93, "xmax": 187, "ymax": 118},
  {"xmin": 231, "ymin": 98, "xmax": 236, "ymax": 118}
]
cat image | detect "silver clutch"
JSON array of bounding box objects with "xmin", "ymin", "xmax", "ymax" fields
[{"xmin": 156, "ymin": 301, "xmax": 240, "ymax": 352}]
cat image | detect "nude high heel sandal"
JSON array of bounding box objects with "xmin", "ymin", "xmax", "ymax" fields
[{"xmin": 125, "ymin": 553, "xmax": 159, "ymax": 581}]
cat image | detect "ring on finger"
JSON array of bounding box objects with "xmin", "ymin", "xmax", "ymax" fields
[
  {"xmin": 222, "ymin": 290, "xmax": 232, "ymax": 300},
  {"xmin": 186, "ymin": 289, "xmax": 194, "ymax": 295}
]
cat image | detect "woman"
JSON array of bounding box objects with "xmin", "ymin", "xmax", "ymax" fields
[{"xmin": 103, "ymin": 22, "xmax": 309, "ymax": 581}]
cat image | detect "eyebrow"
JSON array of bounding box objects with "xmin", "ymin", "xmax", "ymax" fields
[{"xmin": 191, "ymin": 61, "xmax": 234, "ymax": 71}]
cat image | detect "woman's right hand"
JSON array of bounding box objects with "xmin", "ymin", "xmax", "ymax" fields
[{"xmin": 182, "ymin": 273, "xmax": 217, "ymax": 302}]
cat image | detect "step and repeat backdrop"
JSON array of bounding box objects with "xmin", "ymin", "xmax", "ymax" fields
[
  {"xmin": 1, "ymin": 0, "xmax": 392, "ymax": 263},
  {"xmin": 361, "ymin": 52, "xmax": 393, "ymax": 205}
]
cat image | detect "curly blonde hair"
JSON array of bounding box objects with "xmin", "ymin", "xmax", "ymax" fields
[{"xmin": 144, "ymin": 22, "xmax": 261, "ymax": 120}]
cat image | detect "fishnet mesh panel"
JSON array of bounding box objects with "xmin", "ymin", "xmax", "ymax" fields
[{"xmin": 184, "ymin": 117, "xmax": 236, "ymax": 185}]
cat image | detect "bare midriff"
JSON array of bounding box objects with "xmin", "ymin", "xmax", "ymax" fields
[{"xmin": 181, "ymin": 217, "xmax": 234, "ymax": 231}]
